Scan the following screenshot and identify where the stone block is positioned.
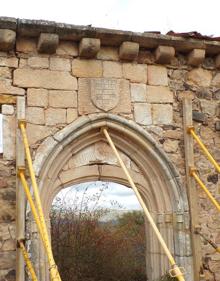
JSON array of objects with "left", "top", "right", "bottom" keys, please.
[
  {"left": 28, "top": 57, "right": 49, "bottom": 68},
  {"left": 2, "top": 105, "right": 14, "bottom": 115},
  {"left": 45, "top": 108, "right": 66, "bottom": 125},
  {"left": 119, "top": 41, "right": 139, "bottom": 61},
  {"left": 155, "top": 45, "right": 175, "bottom": 64},
  {"left": 192, "top": 111, "right": 206, "bottom": 123},
  {"left": 0, "top": 29, "right": 15, "bottom": 51},
  {"left": 56, "top": 41, "right": 78, "bottom": 56},
  {"left": 37, "top": 33, "right": 59, "bottom": 54},
  {"left": 14, "top": 69, "right": 77, "bottom": 90},
  {"left": 146, "top": 86, "right": 173, "bottom": 103},
  {"left": 26, "top": 107, "right": 45, "bottom": 125},
  {"left": 72, "top": 59, "right": 102, "bottom": 78},
  {"left": 200, "top": 100, "right": 216, "bottom": 116},
  {"left": 0, "top": 79, "right": 24, "bottom": 95},
  {"left": 187, "top": 49, "right": 205, "bottom": 66},
  {"left": 0, "top": 67, "right": 11, "bottom": 79},
  {"left": 163, "top": 139, "right": 179, "bottom": 153},
  {"left": 97, "top": 47, "right": 119, "bottom": 61},
  {"left": 215, "top": 54, "right": 220, "bottom": 69},
  {"left": 134, "top": 103, "right": 152, "bottom": 125},
  {"left": 0, "top": 57, "right": 18, "bottom": 68},
  {"left": 79, "top": 38, "right": 100, "bottom": 58},
  {"left": 3, "top": 115, "right": 15, "bottom": 160},
  {"left": 67, "top": 108, "right": 78, "bottom": 123},
  {"left": 187, "top": 68, "right": 212, "bottom": 87},
  {"left": 26, "top": 123, "right": 55, "bottom": 145},
  {"left": 48, "top": 90, "right": 77, "bottom": 108},
  {"left": 130, "top": 83, "right": 146, "bottom": 102},
  {"left": 27, "top": 88, "right": 48, "bottom": 107},
  {"left": 16, "top": 37, "right": 37, "bottom": 53},
  {"left": 122, "top": 63, "right": 147, "bottom": 83},
  {"left": 0, "top": 252, "right": 15, "bottom": 269},
  {"left": 152, "top": 104, "right": 173, "bottom": 124},
  {"left": 147, "top": 65, "right": 168, "bottom": 86},
  {"left": 212, "top": 73, "right": 220, "bottom": 87},
  {"left": 78, "top": 78, "right": 131, "bottom": 114},
  {"left": 103, "top": 61, "right": 122, "bottom": 78},
  {"left": 215, "top": 121, "right": 220, "bottom": 131},
  {"left": 50, "top": 57, "right": 71, "bottom": 71}
]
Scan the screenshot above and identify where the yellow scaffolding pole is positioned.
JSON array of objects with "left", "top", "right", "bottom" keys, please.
[
  {"left": 18, "top": 240, "right": 38, "bottom": 281},
  {"left": 102, "top": 127, "right": 185, "bottom": 281},
  {"left": 190, "top": 168, "right": 220, "bottom": 213},
  {"left": 19, "top": 120, "right": 61, "bottom": 281},
  {"left": 188, "top": 127, "right": 220, "bottom": 173}
]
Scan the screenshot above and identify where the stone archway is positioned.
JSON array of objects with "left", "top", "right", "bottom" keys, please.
[{"left": 27, "top": 113, "right": 193, "bottom": 281}]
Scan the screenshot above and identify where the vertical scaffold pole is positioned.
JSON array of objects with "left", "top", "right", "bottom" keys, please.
[
  {"left": 102, "top": 127, "right": 185, "bottom": 281},
  {"left": 183, "top": 97, "right": 203, "bottom": 281}
]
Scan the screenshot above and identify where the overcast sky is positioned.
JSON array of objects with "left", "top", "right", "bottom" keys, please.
[{"left": 1, "top": 0, "right": 220, "bottom": 36}]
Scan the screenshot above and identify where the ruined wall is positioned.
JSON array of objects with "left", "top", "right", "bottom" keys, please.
[{"left": 0, "top": 18, "right": 219, "bottom": 281}]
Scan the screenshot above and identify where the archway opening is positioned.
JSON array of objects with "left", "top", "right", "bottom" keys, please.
[{"left": 50, "top": 181, "right": 147, "bottom": 281}]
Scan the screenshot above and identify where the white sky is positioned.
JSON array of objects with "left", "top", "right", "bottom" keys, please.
[
  {"left": 55, "top": 182, "right": 142, "bottom": 210},
  {"left": 1, "top": 0, "right": 220, "bottom": 36}
]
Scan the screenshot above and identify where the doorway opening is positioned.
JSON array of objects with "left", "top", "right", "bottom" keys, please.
[{"left": 50, "top": 181, "right": 147, "bottom": 281}]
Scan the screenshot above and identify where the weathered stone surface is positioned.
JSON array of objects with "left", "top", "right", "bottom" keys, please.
[
  {"left": 45, "top": 108, "right": 66, "bottom": 125},
  {"left": 56, "top": 41, "right": 78, "bottom": 56},
  {"left": 152, "top": 104, "right": 173, "bottom": 124},
  {"left": 37, "top": 33, "right": 59, "bottom": 54},
  {"left": 122, "top": 63, "right": 147, "bottom": 83},
  {"left": 3, "top": 115, "right": 15, "bottom": 160},
  {"left": 26, "top": 107, "right": 45, "bottom": 125},
  {"left": 119, "top": 41, "right": 139, "bottom": 61},
  {"left": 50, "top": 57, "right": 71, "bottom": 71},
  {"left": 28, "top": 56, "right": 49, "bottom": 68},
  {"left": 0, "top": 29, "right": 15, "bottom": 51},
  {"left": 215, "top": 54, "right": 220, "bottom": 69},
  {"left": 27, "top": 88, "right": 48, "bottom": 107},
  {"left": 200, "top": 100, "right": 216, "bottom": 116},
  {"left": 14, "top": 69, "right": 77, "bottom": 90},
  {"left": 155, "top": 45, "right": 175, "bottom": 64},
  {"left": 0, "top": 79, "right": 24, "bottom": 95},
  {"left": 163, "top": 129, "right": 182, "bottom": 140},
  {"left": 97, "top": 47, "right": 119, "bottom": 61},
  {"left": 130, "top": 83, "right": 146, "bottom": 102},
  {"left": 146, "top": 86, "right": 173, "bottom": 103},
  {"left": 134, "top": 103, "right": 152, "bottom": 125},
  {"left": 16, "top": 37, "right": 37, "bottom": 53},
  {"left": 192, "top": 111, "right": 206, "bottom": 123},
  {"left": 49, "top": 90, "right": 77, "bottom": 108},
  {"left": 215, "top": 121, "right": 220, "bottom": 131},
  {"left": 163, "top": 139, "right": 179, "bottom": 153},
  {"left": 78, "top": 78, "right": 131, "bottom": 114},
  {"left": 0, "top": 57, "right": 18, "bottom": 68},
  {"left": 2, "top": 105, "right": 14, "bottom": 115},
  {"left": 67, "top": 108, "right": 78, "bottom": 124},
  {"left": 103, "top": 61, "right": 122, "bottom": 78},
  {"left": 0, "top": 67, "right": 11, "bottom": 78},
  {"left": 26, "top": 123, "right": 55, "bottom": 145},
  {"left": 187, "top": 49, "right": 205, "bottom": 66},
  {"left": 72, "top": 59, "right": 102, "bottom": 78},
  {"left": 79, "top": 38, "right": 100, "bottom": 58},
  {"left": 147, "top": 65, "right": 168, "bottom": 86},
  {"left": 186, "top": 68, "right": 212, "bottom": 87},
  {"left": 212, "top": 73, "right": 220, "bottom": 87},
  {"left": 0, "top": 252, "right": 15, "bottom": 269}
]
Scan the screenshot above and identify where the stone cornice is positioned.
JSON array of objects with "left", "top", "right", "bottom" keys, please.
[{"left": 1, "top": 17, "right": 220, "bottom": 55}]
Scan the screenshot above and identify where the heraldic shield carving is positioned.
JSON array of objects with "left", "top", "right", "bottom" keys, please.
[{"left": 90, "top": 78, "right": 120, "bottom": 112}]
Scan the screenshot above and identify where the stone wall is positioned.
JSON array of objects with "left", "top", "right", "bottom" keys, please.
[{"left": 0, "top": 18, "right": 219, "bottom": 281}]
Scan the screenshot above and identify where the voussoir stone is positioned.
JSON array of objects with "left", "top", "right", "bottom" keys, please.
[
  {"left": 186, "top": 68, "right": 212, "bottom": 87},
  {"left": 13, "top": 69, "right": 77, "bottom": 90}
]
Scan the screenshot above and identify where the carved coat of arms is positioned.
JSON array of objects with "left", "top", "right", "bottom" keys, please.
[{"left": 90, "top": 78, "right": 119, "bottom": 112}]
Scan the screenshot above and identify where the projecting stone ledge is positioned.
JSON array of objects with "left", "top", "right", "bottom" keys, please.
[
  {"left": 0, "top": 29, "right": 16, "bottom": 51},
  {"left": 37, "top": 33, "right": 59, "bottom": 54},
  {"left": 79, "top": 38, "right": 100, "bottom": 58}
]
